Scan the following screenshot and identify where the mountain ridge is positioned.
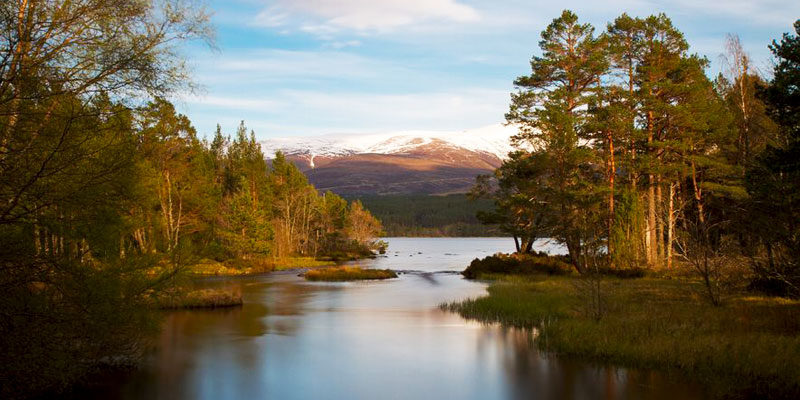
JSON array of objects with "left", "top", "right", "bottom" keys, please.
[{"left": 260, "top": 123, "right": 519, "bottom": 195}]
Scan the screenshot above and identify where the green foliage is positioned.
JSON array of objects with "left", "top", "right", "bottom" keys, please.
[
  {"left": 484, "top": 10, "right": 795, "bottom": 289},
  {"left": 745, "top": 20, "right": 800, "bottom": 297},
  {"left": 217, "top": 180, "right": 273, "bottom": 259},
  {"left": 462, "top": 253, "right": 573, "bottom": 279},
  {"left": 504, "top": 10, "right": 610, "bottom": 273},
  {"left": 0, "top": 0, "right": 211, "bottom": 393},
  {"left": 609, "top": 189, "right": 647, "bottom": 269},
  {"left": 472, "top": 153, "right": 549, "bottom": 251}
]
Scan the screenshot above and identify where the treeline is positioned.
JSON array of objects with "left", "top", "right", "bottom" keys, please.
[
  {"left": 357, "top": 194, "right": 500, "bottom": 237},
  {"left": 133, "top": 102, "right": 383, "bottom": 265},
  {"left": 476, "top": 11, "right": 799, "bottom": 301},
  {"left": 0, "top": 1, "right": 381, "bottom": 398}
]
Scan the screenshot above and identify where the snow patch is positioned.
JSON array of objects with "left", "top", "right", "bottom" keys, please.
[{"left": 260, "top": 123, "right": 520, "bottom": 160}]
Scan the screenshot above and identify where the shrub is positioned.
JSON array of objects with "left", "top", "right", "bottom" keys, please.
[
  {"left": 462, "top": 253, "right": 572, "bottom": 279},
  {"left": 463, "top": 253, "right": 648, "bottom": 279}
]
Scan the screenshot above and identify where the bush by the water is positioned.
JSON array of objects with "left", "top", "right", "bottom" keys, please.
[
  {"left": 462, "top": 253, "right": 573, "bottom": 278},
  {"left": 303, "top": 266, "right": 397, "bottom": 281}
]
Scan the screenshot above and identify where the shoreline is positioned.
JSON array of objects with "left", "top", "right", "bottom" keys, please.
[
  {"left": 184, "top": 254, "right": 379, "bottom": 277},
  {"left": 441, "top": 273, "right": 800, "bottom": 400}
]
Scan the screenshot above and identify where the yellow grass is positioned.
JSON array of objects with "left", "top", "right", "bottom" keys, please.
[{"left": 303, "top": 266, "right": 397, "bottom": 282}]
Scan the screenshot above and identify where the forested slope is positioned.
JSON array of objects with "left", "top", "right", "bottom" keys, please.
[{"left": 356, "top": 194, "right": 500, "bottom": 237}]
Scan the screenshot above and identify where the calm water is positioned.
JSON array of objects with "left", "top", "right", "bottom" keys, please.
[{"left": 89, "top": 238, "right": 708, "bottom": 400}]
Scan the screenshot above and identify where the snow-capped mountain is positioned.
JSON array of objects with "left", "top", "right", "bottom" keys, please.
[
  {"left": 261, "top": 123, "right": 518, "bottom": 165},
  {"left": 260, "top": 123, "right": 520, "bottom": 196}
]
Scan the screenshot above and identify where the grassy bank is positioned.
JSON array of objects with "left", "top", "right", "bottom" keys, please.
[
  {"left": 157, "top": 288, "right": 243, "bottom": 309},
  {"left": 272, "top": 257, "right": 333, "bottom": 271},
  {"left": 303, "top": 266, "right": 397, "bottom": 282},
  {"left": 442, "top": 275, "right": 800, "bottom": 399},
  {"left": 185, "top": 257, "right": 333, "bottom": 276}
]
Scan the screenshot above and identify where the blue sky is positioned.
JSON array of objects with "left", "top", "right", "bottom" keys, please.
[{"left": 177, "top": 0, "right": 800, "bottom": 140}]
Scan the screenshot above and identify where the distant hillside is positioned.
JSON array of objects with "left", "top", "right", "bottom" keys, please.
[
  {"left": 353, "top": 194, "right": 501, "bottom": 237},
  {"left": 262, "top": 124, "right": 518, "bottom": 196}
]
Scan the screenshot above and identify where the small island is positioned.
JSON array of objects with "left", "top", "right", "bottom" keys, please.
[{"left": 303, "top": 266, "right": 397, "bottom": 282}]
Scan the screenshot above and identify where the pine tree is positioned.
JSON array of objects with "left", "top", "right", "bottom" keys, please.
[
  {"left": 471, "top": 151, "right": 550, "bottom": 254},
  {"left": 506, "top": 10, "right": 608, "bottom": 273},
  {"left": 604, "top": 14, "right": 647, "bottom": 267},
  {"left": 746, "top": 20, "right": 800, "bottom": 296}
]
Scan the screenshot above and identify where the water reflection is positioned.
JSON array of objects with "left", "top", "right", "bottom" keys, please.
[
  {"left": 481, "top": 327, "right": 705, "bottom": 400},
  {"left": 87, "top": 238, "right": 708, "bottom": 400}
]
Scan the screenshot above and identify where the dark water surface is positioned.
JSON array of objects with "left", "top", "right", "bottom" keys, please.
[{"left": 90, "top": 238, "right": 708, "bottom": 400}]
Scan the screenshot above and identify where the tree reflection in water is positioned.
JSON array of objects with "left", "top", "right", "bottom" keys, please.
[{"left": 83, "top": 238, "right": 709, "bottom": 400}]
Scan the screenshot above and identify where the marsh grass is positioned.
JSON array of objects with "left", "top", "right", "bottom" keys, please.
[
  {"left": 303, "top": 266, "right": 397, "bottom": 282},
  {"left": 272, "top": 257, "right": 332, "bottom": 271},
  {"left": 157, "top": 288, "right": 243, "bottom": 309},
  {"left": 441, "top": 275, "right": 800, "bottom": 399},
  {"left": 186, "top": 257, "right": 333, "bottom": 276}
]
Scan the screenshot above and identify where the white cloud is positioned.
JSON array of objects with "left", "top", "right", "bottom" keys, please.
[
  {"left": 181, "top": 88, "right": 511, "bottom": 137},
  {"left": 183, "top": 95, "right": 280, "bottom": 111},
  {"left": 191, "top": 48, "right": 480, "bottom": 90},
  {"left": 669, "top": 0, "right": 798, "bottom": 27},
  {"left": 329, "top": 40, "right": 362, "bottom": 49},
  {"left": 277, "top": 89, "right": 506, "bottom": 123},
  {"left": 194, "top": 49, "right": 404, "bottom": 84},
  {"left": 253, "top": 0, "right": 480, "bottom": 34}
]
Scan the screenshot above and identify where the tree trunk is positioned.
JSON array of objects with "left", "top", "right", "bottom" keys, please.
[
  {"left": 691, "top": 161, "right": 705, "bottom": 224},
  {"left": 607, "top": 129, "right": 616, "bottom": 265},
  {"left": 667, "top": 183, "right": 675, "bottom": 269},
  {"left": 646, "top": 110, "right": 656, "bottom": 266},
  {"left": 34, "top": 222, "right": 41, "bottom": 256},
  {"left": 647, "top": 175, "right": 656, "bottom": 265},
  {"left": 566, "top": 235, "right": 586, "bottom": 274},
  {"left": 656, "top": 177, "right": 663, "bottom": 264},
  {"left": 524, "top": 238, "right": 534, "bottom": 254}
]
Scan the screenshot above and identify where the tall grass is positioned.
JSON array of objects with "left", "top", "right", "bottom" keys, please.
[
  {"left": 303, "top": 266, "right": 397, "bottom": 282},
  {"left": 442, "top": 276, "right": 800, "bottom": 399},
  {"left": 157, "top": 288, "right": 243, "bottom": 309},
  {"left": 185, "top": 257, "right": 334, "bottom": 275},
  {"left": 272, "top": 257, "right": 332, "bottom": 271}
]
